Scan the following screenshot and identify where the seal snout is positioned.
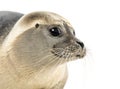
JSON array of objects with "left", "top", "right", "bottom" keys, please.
[{"left": 74, "top": 39, "right": 86, "bottom": 58}]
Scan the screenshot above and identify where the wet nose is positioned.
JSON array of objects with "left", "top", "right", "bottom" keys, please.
[{"left": 76, "top": 41, "right": 84, "bottom": 49}]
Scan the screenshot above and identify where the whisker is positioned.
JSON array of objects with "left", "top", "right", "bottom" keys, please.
[
  {"left": 57, "top": 51, "right": 65, "bottom": 65},
  {"left": 42, "top": 55, "right": 59, "bottom": 69}
]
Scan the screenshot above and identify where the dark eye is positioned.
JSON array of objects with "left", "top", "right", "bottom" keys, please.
[{"left": 49, "top": 27, "right": 62, "bottom": 37}]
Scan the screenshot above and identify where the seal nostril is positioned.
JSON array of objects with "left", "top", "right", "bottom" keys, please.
[{"left": 76, "top": 41, "right": 84, "bottom": 48}]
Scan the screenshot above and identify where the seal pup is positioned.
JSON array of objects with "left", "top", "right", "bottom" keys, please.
[{"left": 0, "top": 11, "right": 86, "bottom": 89}]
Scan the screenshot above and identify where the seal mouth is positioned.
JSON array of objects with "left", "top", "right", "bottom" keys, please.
[
  {"left": 51, "top": 46, "right": 86, "bottom": 61},
  {"left": 76, "top": 54, "right": 85, "bottom": 58}
]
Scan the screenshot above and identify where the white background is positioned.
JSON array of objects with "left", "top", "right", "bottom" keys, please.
[{"left": 0, "top": 0, "right": 120, "bottom": 89}]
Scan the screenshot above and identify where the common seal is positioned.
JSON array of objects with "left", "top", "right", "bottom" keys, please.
[{"left": 0, "top": 11, "right": 86, "bottom": 89}]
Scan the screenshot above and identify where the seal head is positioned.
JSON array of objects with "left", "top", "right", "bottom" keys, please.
[
  {"left": 2, "top": 12, "right": 86, "bottom": 67},
  {"left": 0, "top": 11, "right": 86, "bottom": 89}
]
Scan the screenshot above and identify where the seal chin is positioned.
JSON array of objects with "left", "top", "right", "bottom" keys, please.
[{"left": 76, "top": 48, "right": 86, "bottom": 58}]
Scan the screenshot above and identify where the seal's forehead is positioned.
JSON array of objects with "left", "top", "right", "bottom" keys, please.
[{"left": 23, "top": 12, "right": 71, "bottom": 26}]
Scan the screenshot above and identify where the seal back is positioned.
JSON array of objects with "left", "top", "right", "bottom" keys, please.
[{"left": 0, "top": 11, "right": 23, "bottom": 44}]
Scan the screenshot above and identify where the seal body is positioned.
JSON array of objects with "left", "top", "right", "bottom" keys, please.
[{"left": 0, "top": 11, "right": 86, "bottom": 89}]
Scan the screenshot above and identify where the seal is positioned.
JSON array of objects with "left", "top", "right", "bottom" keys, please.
[{"left": 0, "top": 11, "right": 86, "bottom": 89}]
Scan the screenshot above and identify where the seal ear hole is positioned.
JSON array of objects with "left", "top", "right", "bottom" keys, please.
[{"left": 35, "top": 23, "right": 40, "bottom": 28}]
